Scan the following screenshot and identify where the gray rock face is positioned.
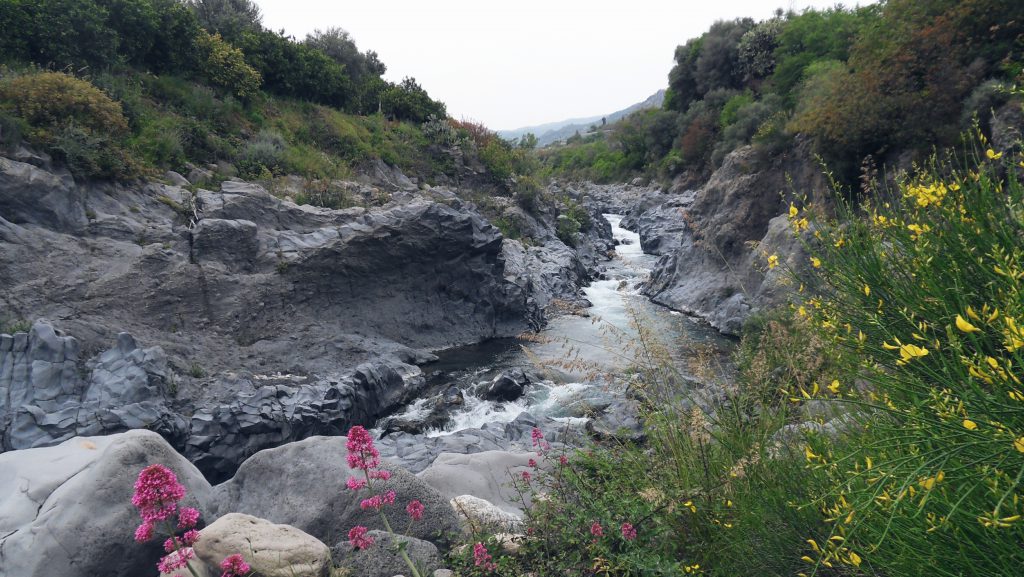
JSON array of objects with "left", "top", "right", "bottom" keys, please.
[
  {"left": 640, "top": 142, "right": 826, "bottom": 334},
  {"left": 191, "top": 218, "right": 259, "bottom": 271},
  {"left": 0, "top": 430, "right": 212, "bottom": 577},
  {"left": 0, "top": 157, "right": 83, "bottom": 232},
  {"left": 210, "top": 436, "right": 461, "bottom": 549},
  {"left": 332, "top": 530, "right": 442, "bottom": 577},
  {"left": 1, "top": 321, "right": 183, "bottom": 451}
]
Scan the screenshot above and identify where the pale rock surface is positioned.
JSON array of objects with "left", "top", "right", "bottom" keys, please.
[{"left": 195, "top": 513, "right": 331, "bottom": 577}]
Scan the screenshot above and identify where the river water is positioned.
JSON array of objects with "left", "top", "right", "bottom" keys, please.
[{"left": 383, "top": 214, "right": 732, "bottom": 436}]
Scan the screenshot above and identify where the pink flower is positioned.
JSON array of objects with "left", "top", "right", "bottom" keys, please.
[
  {"left": 383, "top": 490, "right": 396, "bottom": 505},
  {"left": 348, "top": 525, "right": 374, "bottom": 549},
  {"left": 346, "top": 426, "right": 381, "bottom": 471},
  {"left": 134, "top": 522, "right": 154, "bottom": 543},
  {"left": 220, "top": 553, "right": 251, "bottom": 577},
  {"left": 369, "top": 469, "right": 391, "bottom": 481},
  {"left": 346, "top": 476, "right": 368, "bottom": 491},
  {"left": 559, "top": 455, "right": 569, "bottom": 466},
  {"left": 590, "top": 522, "right": 604, "bottom": 537},
  {"left": 156, "top": 547, "right": 195, "bottom": 573},
  {"left": 620, "top": 522, "right": 637, "bottom": 541},
  {"left": 182, "top": 529, "right": 200, "bottom": 547},
  {"left": 531, "top": 427, "right": 550, "bottom": 452},
  {"left": 521, "top": 471, "right": 532, "bottom": 482},
  {"left": 360, "top": 495, "right": 383, "bottom": 510},
  {"left": 132, "top": 464, "right": 186, "bottom": 523},
  {"left": 528, "top": 458, "right": 537, "bottom": 468},
  {"left": 473, "top": 542, "right": 497, "bottom": 571},
  {"left": 406, "top": 499, "right": 425, "bottom": 521},
  {"left": 177, "top": 507, "right": 200, "bottom": 529}
]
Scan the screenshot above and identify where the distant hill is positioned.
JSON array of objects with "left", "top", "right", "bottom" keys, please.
[{"left": 499, "top": 89, "right": 666, "bottom": 147}]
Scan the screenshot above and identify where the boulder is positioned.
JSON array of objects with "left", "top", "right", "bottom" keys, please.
[
  {"left": 585, "top": 398, "right": 646, "bottom": 443},
  {"left": 479, "top": 369, "right": 533, "bottom": 402},
  {"left": 194, "top": 513, "right": 331, "bottom": 577},
  {"left": 417, "top": 450, "right": 535, "bottom": 514},
  {"left": 332, "top": 530, "right": 441, "bottom": 577},
  {"left": 210, "top": 436, "right": 460, "bottom": 549},
  {"left": 0, "top": 430, "right": 212, "bottom": 577},
  {"left": 450, "top": 495, "right": 523, "bottom": 533}
]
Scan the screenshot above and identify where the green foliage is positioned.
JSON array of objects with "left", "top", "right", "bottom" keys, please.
[
  {"left": 380, "top": 77, "right": 446, "bottom": 123},
  {"left": 195, "top": 30, "right": 262, "bottom": 100},
  {"left": 792, "top": 142, "right": 1024, "bottom": 576},
  {"left": 737, "top": 15, "right": 783, "bottom": 83},
  {"left": 187, "top": 0, "right": 262, "bottom": 42},
  {"left": 0, "top": 71, "right": 134, "bottom": 179}
]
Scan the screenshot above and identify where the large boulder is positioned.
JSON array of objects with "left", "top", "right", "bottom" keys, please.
[
  {"left": 0, "top": 430, "right": 212, "bottom": 577},
  {"left": 450, "top": 495, "right": 524, "bottom": 533},
  {"left": 194, "top": 513, "right": 332, "bottom": 577},
  {"left": 332, "top": 530, "right": 441, "bottom": 577},
  {"left": 210, "top": 436, "right": 460, "bottom": 549},
  {"left": 417, "top": 450, "right": 535, "bottom": 514}
]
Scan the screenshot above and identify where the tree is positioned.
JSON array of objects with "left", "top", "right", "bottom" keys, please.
[
  {"left": 304, "top": 27, "right": 386, "bottom": 82},
  {"left": 381, "top": 77, "right": 446, "bottom": 123},
  {"left": 187, "top": 0, "right": 261, "bottom": 42}
]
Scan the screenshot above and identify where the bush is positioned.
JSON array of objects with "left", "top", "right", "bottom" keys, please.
[
  {"left": 0, "top": 71, "right": 129, "bottom": 136},
  {"left": 793, "top": 140, "right": 1024, "bottom": 576},
  {"left": 0, "top": 71, "right": 134, "bottom": 179},
  {"left": 235, "top": 129, "right": 285, "bottom": 177},
  {"left": 195, "top": 30, "right": 261, "bottom": 100}
]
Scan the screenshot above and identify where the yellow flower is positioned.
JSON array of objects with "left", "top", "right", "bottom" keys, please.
[
  {"left": 863, "top": 284, "right": 871, "bottom": 297},
  {"left": 810, "top": 256, "right": 821, "bottom": 268},
  {"left": 986, "top": 148, "right": 1003, "bottom": 160},
  {"left": 956, "top": 315, "right": 981, "bottom": 333},
  {"left": 849, "top": 552, "right": 862, "bottom": 567},
  {"left": 828, "top": 380, "right": 841, "bottom": 394},
  {"left": 897, "top": 343, "right": 929, "bottom": 365},
  {"left": 805, "top": 446, "right": 820, "bottom": 462},
  {"left": 1015, "top": 437, "right": 1024, "bottom": 453},
  {"left": 789, "top": 203, "right": 799, "bottom": 218},
  {"left": 767, "top": 254, "right": 779, "bottom": 269},
  {"left": 962, "top": 419, "right": 978, "bottom": 431}
]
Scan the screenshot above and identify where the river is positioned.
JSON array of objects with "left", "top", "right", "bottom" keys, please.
[{"left": 380, "top": 214, "right": 733, "bottom": 436}]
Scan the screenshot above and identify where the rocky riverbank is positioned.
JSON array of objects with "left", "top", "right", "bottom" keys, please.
[{"left": 0, "top": 152, "right": 612, "bottom": 481}]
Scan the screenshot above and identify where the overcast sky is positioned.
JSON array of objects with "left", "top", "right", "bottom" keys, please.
[{"left": 256, "top": 0, "right": 867, "bottom": 131}]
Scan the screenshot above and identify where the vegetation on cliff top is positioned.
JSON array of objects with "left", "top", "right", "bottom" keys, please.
[
  {"left": 0, "top": 0, "right": 535, "bottom": 200},
  {"left": 538, "top": 0, "right": 1024, "bottom": 186}
]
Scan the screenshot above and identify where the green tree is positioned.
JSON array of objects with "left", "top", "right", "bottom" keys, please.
[{"left": 380, "top": 77, "right": 446, "bottom": 123}]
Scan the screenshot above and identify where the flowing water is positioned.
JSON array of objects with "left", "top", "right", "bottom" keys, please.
[{"left": 384, "top": 214, "right": 733, "bottom": 436}]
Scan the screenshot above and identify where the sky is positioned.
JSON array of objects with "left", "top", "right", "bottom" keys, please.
[{"left": 255, "top": 0, "right": 865, "bottom": 131}]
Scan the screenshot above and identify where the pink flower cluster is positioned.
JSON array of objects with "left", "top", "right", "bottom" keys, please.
[
  {"left": 132, "top": 464, "right": 188, "bottom": 535},
  {"left": 220, "top": 553, "right": 251, "bottom": 577},
  {"left": 406, "top": 500, "right": 425, "bottom": 521},
  {"left": 157, "top": 547, "right": 196, "bottom": 574},
  {"left": 346, "top": 425, "right": 381, "bottom": 471},
  {"left": 131, "top": 465, "right": 203, "bottom": 574},
  {"left": 348, "top": 525, "right": 374, "bottom": 549},
  {"left": 473, "top": 542, "right": 497, "bottom": 572},
  {"left": 590, "top": 522, "right": 604, "bottom": 537},
  {"left": 620, "top": 522, "right": 637, "bottom": 541},
  {"left": 531, "top": 427, "right": 550, "bottom": 453},
  {"left": 360, "top": 490, "right": 397, "bottom": 510}
]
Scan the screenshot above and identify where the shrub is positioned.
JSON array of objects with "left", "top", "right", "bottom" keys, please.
[
  {"left": 0, "top": 71, "right": 134, "bottom": 179},
  {"left": 235, "top": 129, "right": 285, "bottom": 177},
  {"left": 0, "top": 71, "right": 128, "bottom": 136},
  {"left": 195, "top": 30, "right": 261, "bottom": 100}
]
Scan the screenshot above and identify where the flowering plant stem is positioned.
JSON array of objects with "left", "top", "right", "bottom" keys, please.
[{"left": 360, "top": 456, "right": 422, "bottom": 577}]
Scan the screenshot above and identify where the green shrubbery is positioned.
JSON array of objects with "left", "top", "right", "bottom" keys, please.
[
  {"left": 0, "top": 70, "right": 135, "bottom": 178},
  {"left": 543, "top": 1, "right": 1024, "bottom": 187}
]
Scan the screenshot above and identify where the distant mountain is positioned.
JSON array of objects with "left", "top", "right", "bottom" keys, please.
[{"left": 498, "top": 89, "right": 666, "bottom": 147}]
